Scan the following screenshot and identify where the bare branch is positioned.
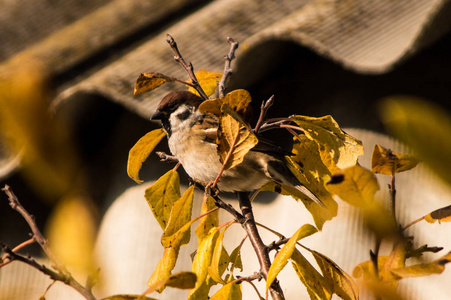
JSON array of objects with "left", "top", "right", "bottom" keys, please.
[
  {"left": 237, "top": 192, "right": 285, "bottom": 300},
  {"left": 155, "top": 151, "right": 179, "bottom": 163},
  {"left": 253, "top": 95, "right": 275, "bottom": 134},
  {"left": 166, "top": 34, "right": 208, "bottom": 100},
  {"left": 218, "top": 37, "right": 239, "bottom": 98},
  {"left": 1, "top": 185, "right": 97, "bottom": 300}
]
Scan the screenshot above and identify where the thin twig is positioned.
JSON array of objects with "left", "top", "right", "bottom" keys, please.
[
  {"left": 237, "top": 192, "right": 285, "bottom": 300},
  {"left": 402, "top": 216, "right": 425, "bottom": 231},
  {"left": 389, "top": 171, "right": 397, "bottom": 224},
  {"left": 218, "top": 37, "right": 239, "bottom": 98},
  {"left": 2, "top": 185, "right": 61, "bottom": 269},
  {"left": 234, "top": 272, "right": 264, "bottom": 284},
  {"left": 1, "top": 185, "right": 97, "bottom": 300},
  {"left": 166, "top": 34, "right": 208, "bottom": 100},
  {"left": 155, "top": 151, "right": 179, "bottom": 163},
  {"left": 253, "top": 95, "right": 275, "bottom": 134}
]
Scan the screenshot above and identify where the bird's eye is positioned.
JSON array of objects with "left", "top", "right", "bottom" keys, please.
[{"left": 176, "top": 109, "right": 191, "bottom": 120}]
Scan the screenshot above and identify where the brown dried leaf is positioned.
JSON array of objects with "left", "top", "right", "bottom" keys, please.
[
  {"left": 217, "top": 104, "right": 258, "bottom": 170},
  {"left": 134, "top": 72, "right": 178, "bottom": 96},
  {"left": 424, "top": 204, "right": 451, "bottom": 224},
  {"left": 371, "top": 144, "right": 420, "bottom": 175}
]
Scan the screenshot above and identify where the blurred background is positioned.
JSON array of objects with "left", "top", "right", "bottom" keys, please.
[{"left": 1, "top": 0, "right": 451, "bottom": 299}]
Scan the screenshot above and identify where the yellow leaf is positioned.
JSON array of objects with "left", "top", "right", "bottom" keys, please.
[
  {"left": 291, "top": 115, "right": 363, "bottom": 169},
  {"left": 188, "top": 228, "right": 219, "bottom": 300},
  {"left": 310, "top": 249, "right": 359, "bottom": 300},
  {"left": 198, "top": 98, "right": 223, "bottom": 117},
  {"left": 144, "top": 170, "right": 181, "bottom": 230},
  {"left": 146, "top": 247, "right": 178, "bottom": 290},
  {"left": 134, "top": 72, "right": 178, "bottom": 96},
  {"left": 377, "top": 241, "right": 407, "bottom": 292},
  {"left": 353, "top": 257, "right": 388, "bottom": 281},
  {"left": 424, "top": 204, "right": 451, "bottom": 224},
  {"left": 195, "top": 195, "right": 219, "bottom": 244},
  {"left": 101, "top": 294, "right": 157, "bottom": 300},
  {"left": 217, "top": 103, "right": 258, "bottom": 170},
  {"left": 209, "top": 279, "right": 242, "bottom": 300},
  {"left": 371, "top": 144, "right": 420, "bottom": 175},
  {"left": 161, "top": 186, "right": 194, "bottom": 248},
  {"left": 46, "top": 194, "right": 97, "bottom": 273},
  {"left": 391, "top": 251, "right": 451, "bottom": 278},
  {"left": 380, "top": 97, "right": 451, "bottom": 186},
  {"left": 260, "top": 182, "right": 337, "bottom": 231},
  {"left": 127, "top": 128, "right": 166, "bottom": 183},
  {"left": 0, "top": 65, "right": 80, "bottom": 200},
  {"left": 209, "top": 225, "right": 231, "bottom": 284},
  {"left": 222, "top": 89, "right": 253, "bottom": 121},
  {"left": 291, "top": 249, "right": 332, "bottom": 300},
  {"left": 266, "top": 224, "right": 317, "bottom": 290},
  {"left": 289, "top": 136, "right": 339, "bottom": 229},
  {"left": 327, "top": 165, "right": 380, "bottom": 207},
  {"left": 229, "top": 243, "right": 243, "bottom": 274},
  {"left": 188, "top": 69, "right": 222, "bottom": 97},
  {"left": 145, "top": 271, "right": 197, "bottom": 295}
]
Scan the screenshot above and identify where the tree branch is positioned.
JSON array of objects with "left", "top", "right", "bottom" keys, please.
[
  {"left": 166, "top": 34, "right": 208, "bottom": 100},
  {"left": 237, "top": 192, "right": 285, "bottom": 300},
  {"left": 1, "top": 185, "right": 97, "bottom": 300},
  {"left": 253, "top": 95, "right": 275, "bottom": 134},
  {"left": 218, "top": 37, "right": 239, "bottom": 98}
]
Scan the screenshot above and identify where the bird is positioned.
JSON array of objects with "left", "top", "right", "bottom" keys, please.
[{"left": 151, "top": 90, "right": 324, "bottom": 206}]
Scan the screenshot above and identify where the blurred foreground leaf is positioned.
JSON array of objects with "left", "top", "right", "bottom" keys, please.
[
  {"left": 380, "top": 97, "right": 451, "bottom": 185},
  {"left": 46, "top": 193, "right": 97, "bottom": 273}
]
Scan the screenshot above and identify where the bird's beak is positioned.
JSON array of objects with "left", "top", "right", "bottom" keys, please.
[{"left": 151, "top": 110, "right": 164, "bottom": 120}]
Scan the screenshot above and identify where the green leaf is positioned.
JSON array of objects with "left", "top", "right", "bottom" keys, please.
[
  {"left": 209, "top": 279, "right": 242, "bottom": 300},
  {"left": 371, "top": 144, "right": 420, "bottom": 175},
  {"left": 144, "top": 170, "right": 181, "bottom": 230},
  {"left": 266, "top": 224, "right": 318, "bottom": 290},
  {"left": 380, "top": 97, "right": 451, "bottom": 186},
  {"left": 127, "top": 128, "right": 166, "bottom": 183},
  {"left": 309, "top": 249, "right": 359, "bottom": 300},
  {"left": 291, "top": 249, "right": 331, "bottom": 300},
  {"left": 209, "top": 225, "right": 232, "bottom": 284},
  {"left": 291, "top": 115, "right": 363, "bottom": 169},
  {"left": 161, "top": 186, "right": 194, "bottom": 248}
]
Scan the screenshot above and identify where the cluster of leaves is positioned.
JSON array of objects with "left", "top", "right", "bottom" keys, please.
[{"left": 127, "top": 67, "right": 366, "bottom": 299}]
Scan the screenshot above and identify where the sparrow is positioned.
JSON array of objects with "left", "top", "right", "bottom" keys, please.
[{"left": 151, "top": 90, "right": 324, "bottom": 206}]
